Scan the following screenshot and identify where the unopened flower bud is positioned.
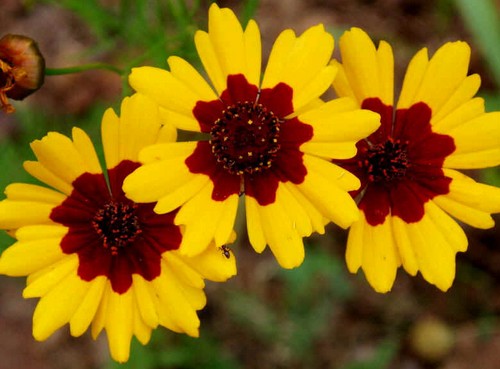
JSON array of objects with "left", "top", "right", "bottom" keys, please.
[{"left": 0, "top": 34, "right": 45, "bottom": 113}]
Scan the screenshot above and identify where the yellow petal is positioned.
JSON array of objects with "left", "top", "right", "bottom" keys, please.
[
  {"left": 123, "top": 156, "right": 196, "bottom": 206},
  {"left": 345, "top": 217, "right": 364, "bottom": 273},
  {"left": 256, "top": 199, "right": 306, "bottom": 269},
  {"left": 432, "top": 74, "right": 481, "bottom": 125},
  {"left": 24, "top": 255, "right": 78, "bottom": 297},
  {"left": 399, "top": 42, "right": 471, "bottom": 113},
  {"left": 23, "top": 161, "right": 73, "bottom": 195},
  {"left": 176, "top": 184, "right": 237, "bottom": 255},
  {"left": 32, "top": 271, "right": 89, "bottom": 341},
  {"left": 276, "top": 182, "right": 313, "bottom": 237},
  {"left": 162, "top": 252, "right": 205, "bottom": 289},
  {"left": 301, "top": 141, "right": 357, "bottom": 160},
  {"left": 404, "top": 213, "right": 457, "bottom": 291},
  {"left": 91, "top": 280, "right": 111, "bottom": 339},
  {"left": 194, "top": 30, "right": 225, "bottom": 95},
  {"left": 297, "top": 155, "right": 360, "bottom": 228},
  {"left": 128, "top": 66, "right": 204, "bottom": 132},
  {"left": 392, "top": 216, "right": 418, "bottom": 276},
  {"left": 103, "top": 93, "right": 169, "bottom": 168},
  {"left": 424, "top": 200, "right": 468, "bottom": 252},
  {"left": 105, "top": 287, "right": 134, "bottom": 363},
  {"left": 243, "top": 19, "right": 262, "bottom": 87},
  {"left": 0, "top": 200, "right": 54, "bottom": 230},
  {"left": 445, "top": 149, "right": 500, "bottom": 169},
  {"left": 432, "top": 97, "right": 484, "bottom": 134},
  {"left": 101, "top": 107, "right": 121, "bottom": 171},
  {"left": 330, "top": 59, "right": 357, "bottom": 102},
  {"left": 245, "top": 195, "right": 267, "bottom": 253},
  {"left": 376, "top": 40, "right": 395, "bottom": 106},
  {"left": 70, "top": 276, "right": 107, "bottom": 337},
  {"left": 15, "top": 224, "right": 67, "bottom": 242},
  {"left": 432, "top": 168, "right": 500, "bottom": 228},
  {"left": 446, "top": 112, "right": 500, "bottom": 162},
  {"left": 299, "top": 98, "right": 381, "bottom": 143},
  {"left": 197, "top": 4, "right": 260, "bottom": 93},
  {"left": 30, "top": 131, "right": 95, "bottom": 184},
  {"left": 132, "top": 274, "right": 160, "bottom": 329},
  {"left": 0, "top": 236, "right": 65, "bottom": 276},
  {"left": 178, "top": 244, "right": 237, "bottom": 282},
  {"left": 132, "top": 302, "right": 152, "bottom": 345},
  {"left": 72, "top": 127, "right": 102, "bottom": 174},
  {"left": 168, "top": 55, "right": 219, "bottom": 103},
  {"left": 335, "top": 27, "right": 388, "bottom": 104},
  {"left": 282, "top": 182, "right": 326, "bottom": 235},
  {"left": 4, "top": 183, "right": 65, "bottom": 204},
  {"left": 154, "top": 173, "right": 210, "bottom": 215},
  {"left": 397, "top": 48, "right": 429, "bottom": 109},
  {"left": 153, "top": 263, "right": 200, "bottom": 337},
  {"left": 360, "top": 215, "right": 400, "bottom": 293},
  {"left": 166, "top": 269, "right": 206, "bottom": 310},
  {"left": 262, "top": 24, "right": 335, "bottom": 111}
]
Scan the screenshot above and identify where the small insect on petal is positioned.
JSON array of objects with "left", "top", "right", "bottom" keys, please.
[{"left": 219, "top": 245, "right": 231, "bottom": 259}]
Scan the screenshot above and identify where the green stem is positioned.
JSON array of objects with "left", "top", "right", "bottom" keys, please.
[{"left": 45, "top": 63, "right": 124, "bottom": 76}]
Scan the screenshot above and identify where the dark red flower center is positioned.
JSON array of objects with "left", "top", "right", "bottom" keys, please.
[
  {"left": 210, "top": 101, "right": 281, "bottom": 175},
  {"left": 334, "top": 98, "right": 455, "bottom": 226},
  {"left": 186, "top": 74, "right": 313, "bottom": 206},
  {"left": 91, "top": 201, "right": 142, "bottom": 255},
  {"left": 365, "top": 138, "right": 410, "bottom": 182},
  {"left": 50, "top": 160, "right": 182, "bottom": 294}
]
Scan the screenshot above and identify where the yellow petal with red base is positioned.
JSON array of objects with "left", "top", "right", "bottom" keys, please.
[
  {"left": 398, "top": 42, "right": 470, "bottom": 113},
  {"left": 129, "top": 66, "right": 213, "bottom": 132},
  {"left": 333, "top": 27, "right": 394, "bottom": 105},
  {"left": 195, "top": 4, "right": 261, "bottom": 94}
]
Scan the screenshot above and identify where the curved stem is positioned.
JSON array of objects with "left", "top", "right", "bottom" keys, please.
[{"left": 45, "top": 63, "right": 124, "bottom": 76}]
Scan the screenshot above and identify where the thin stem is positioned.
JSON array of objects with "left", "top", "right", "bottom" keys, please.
[{"left": 45, "top": 63, "right": 124, "bottom": 76}]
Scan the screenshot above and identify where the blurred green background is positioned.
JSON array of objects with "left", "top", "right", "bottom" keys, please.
[{"left": 0, "top": 0, "right": 499, "bottom": 368}]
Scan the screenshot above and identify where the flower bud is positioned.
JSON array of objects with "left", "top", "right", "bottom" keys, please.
[{"left": 0, "top": 34, "right": 45, "bottom": 113}]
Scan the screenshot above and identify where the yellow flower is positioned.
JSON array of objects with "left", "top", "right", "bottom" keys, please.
[
  {"left": 331, "top": 27, "right": 500, "bottom": 292},
  {"left": 123, "top": 4, "right": 380, "bottom": 268},
  {"left": 0, "top": 94, "right": 236, "bottom": 362}
]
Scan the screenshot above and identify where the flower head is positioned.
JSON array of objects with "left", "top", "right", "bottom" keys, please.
[
  {"left": 0, "top": 34, "right": 45, "bottom": 113},
  {"left": 331, "top": 28, "right": 500, "bottom": 292},
  {"left": 0, "top": 94, "right": 236, "bottom": 362},
  {"left": 123, "top": 4, "right": 380, "bottom": 268}
]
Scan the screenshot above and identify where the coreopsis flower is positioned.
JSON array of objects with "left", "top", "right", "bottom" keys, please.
[
  {"left": 0, "top": 34, "right": 45, "bottom": 113},
  {"left": 331, "top": 27, "right": 500, "bottom": 292},
  {"left": 123, "top": 4, "right": 380, "bottom": 268},
  {"left": 0, "top": 94, "right": 236, "bottom": 362}
]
